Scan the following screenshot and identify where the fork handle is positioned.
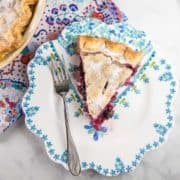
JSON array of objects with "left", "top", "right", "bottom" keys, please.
[{"left": 62, "top": 94, "right": 81, "bottom": 176}]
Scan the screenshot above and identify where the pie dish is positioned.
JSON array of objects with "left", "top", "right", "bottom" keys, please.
[
  {"left": 77, "top": 35, "right": 144, "bottom": 130},
  {"left": 0, "top": 0, "right": 38, "bottom": 64}
]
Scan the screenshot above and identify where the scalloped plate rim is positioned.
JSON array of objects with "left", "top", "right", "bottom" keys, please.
[{"left": 22, "top": 20, "right": 177, "bottom": 176}]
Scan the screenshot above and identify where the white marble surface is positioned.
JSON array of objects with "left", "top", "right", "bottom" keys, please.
[{"left": 0, "top": 0, "right": 180, "bottom": 179}]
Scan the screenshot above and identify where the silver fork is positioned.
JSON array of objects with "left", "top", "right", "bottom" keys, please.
[{"left": 49, "top": 59, "right": 81, "bottom": 176}]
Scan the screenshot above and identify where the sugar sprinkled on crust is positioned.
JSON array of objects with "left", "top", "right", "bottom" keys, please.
[{"left": 78, "top": 35, "right": 144, "bottom": 118}]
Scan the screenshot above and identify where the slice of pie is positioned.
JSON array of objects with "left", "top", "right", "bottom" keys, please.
[
  {"left": 76, "top": 35, "right": 144, "bottom": 130},
  {"left": 0, "top": 0, "right": 38, "bottom": 61}
]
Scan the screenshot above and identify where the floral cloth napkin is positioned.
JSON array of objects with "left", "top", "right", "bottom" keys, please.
[{"left": 0, "top": 0, "right": 127, "bottom": 133}]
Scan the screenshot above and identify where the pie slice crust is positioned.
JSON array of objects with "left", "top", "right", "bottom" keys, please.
[{"left": 76, "top": 35, "right": 144, "bottom": 130}]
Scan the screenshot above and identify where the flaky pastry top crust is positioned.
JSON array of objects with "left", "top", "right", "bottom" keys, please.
[
  {"left": 78, "top": 35, "right": 144, "bottom": 67},
  {"left": 78, "top": 35, "right": 144, "bottom": 118}
]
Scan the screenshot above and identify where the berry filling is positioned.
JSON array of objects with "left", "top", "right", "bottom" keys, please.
[
  {"left": 73, "top": 62, "right": 86, "bottom": 100},
  {"left": 124, "top": 64, "right": 139, "bottom": 86},
  {"left": 73, "top": 62, "right": 139, "bottom": 130}
]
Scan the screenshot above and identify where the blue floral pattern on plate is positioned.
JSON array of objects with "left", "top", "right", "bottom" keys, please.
[{"left": 22, "top": 19, "right": 177, "bottom": 176}]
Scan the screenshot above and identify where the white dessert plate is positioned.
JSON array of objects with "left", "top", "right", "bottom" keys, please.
[{"left": 22, "top": 19, "right": 177, "bottom": 176}]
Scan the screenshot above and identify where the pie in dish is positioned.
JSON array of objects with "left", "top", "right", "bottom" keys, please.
[
  {"left": 0, "top": 0, "right": 38, "bottom": 61},
  {"left": 75, "top": 35, "right": 144, "bottom": 130}
]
